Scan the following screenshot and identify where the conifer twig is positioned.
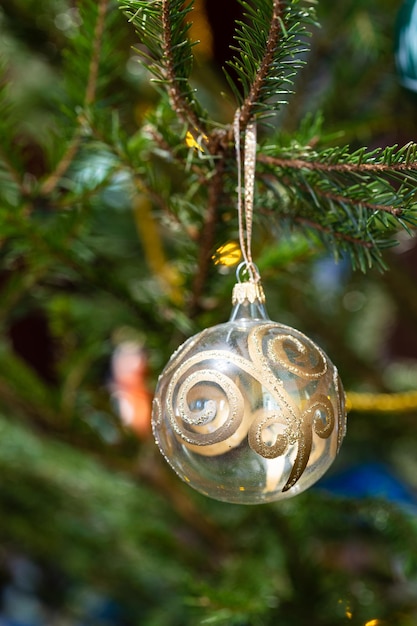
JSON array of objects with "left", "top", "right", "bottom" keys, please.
[
  {"left": 258, "top": 200, "right": 379, "bottom": 251},
  {"left": 40, "top": 136, "right": 82, "bottom": 196},
  {"left": 308, "top": 189, "right": 402, "bottom": 216},
  {"left": 161, "top": 0, "right": 205, "bottom": 134},
  {"left": 258, "top": 152, "right": 417, "bottom": 174},
  {"left": 263, "top": 173, "right": 404, "bottom": 217},
  {"left": 40, "top": 0, "right": 109, "bottom": 196},
  {"left": 294, "top": 216, "right": 374, "bottom": 249},
  {"left": 85, "top": 0, "right": 109, "bottom": 107},
  {"left": 239, "top": 0, "right": 283, "bottom": 129},
  {"left": 189, "top": 156, "right": 225, "bottom": 316}
]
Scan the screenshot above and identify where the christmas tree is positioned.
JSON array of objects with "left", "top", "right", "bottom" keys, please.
[{"left": 0, "top": 0, "right": 417, "bottom": 624}]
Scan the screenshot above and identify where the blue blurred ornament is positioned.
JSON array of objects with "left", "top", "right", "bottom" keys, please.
[
  {"left": 318, "top": 462, "right": 417, "bottom": 508},
  {"left": 395, "top": 0, "right": 417, "bottom": 92}
]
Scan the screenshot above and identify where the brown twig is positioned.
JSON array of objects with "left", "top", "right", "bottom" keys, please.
[
  {"left": 188, "top": 153, "right": 226, "bottom": 316},
  {"left": 258, "top": 152, "right": 417, "bottom": 174},
  {"left": 161, "top": 0, "right": 205, "bottom": 135},
  {"left": 239, "top": 0, "right": 284, "bottom": 129},
  {"left": 40, "top": 135, "right": 82, "bottom": 196},
  {"left": 215, "top": 0, "right": 284, "bottom": 147},
  {"left": 260, "top": 173, "right": 404, "bottom": 217},
  {"left": 85, "top": 0, "right": 108, "bottom": 107},
  {"left": 258, "top": 202, "right": 375, "bottom": 249},
  {"left": 294, "top": 216, "right": 374, "bottom": 248},
  {"left": 308, "top": 189, "right": 403, "bottom": 216},
  {"left": 40, "top": 0, "right": 109, "bottom": 196}
]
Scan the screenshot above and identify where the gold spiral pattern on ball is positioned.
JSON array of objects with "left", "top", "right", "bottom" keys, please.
[{"left": 160, "top": 323, "right": 343, "bottom": 491}]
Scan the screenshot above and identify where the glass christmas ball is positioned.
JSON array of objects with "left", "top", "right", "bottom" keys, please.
[{"left": 152, "top": 281, "right": 347, "bottom": 504}]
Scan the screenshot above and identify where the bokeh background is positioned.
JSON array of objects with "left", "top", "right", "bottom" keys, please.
[{"left": 0, "top": 0, "right": 417, "bottom": 624}]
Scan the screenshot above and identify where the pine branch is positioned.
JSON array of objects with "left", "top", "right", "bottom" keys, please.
[
  {"left": 258, "top": 142, "right": 417, "bottom": 177},
  {"left": 287, "top": 209, "right": 387, "bottom": 272},
  {"left": 161, "top": 0, "right": 203, "bottom": 132},
  {"left": 293, "top": 216, "right": 374, "bottom": 250},
  {"left": 85, "top": 0, "right": 109, "bottom": 107},
  {"left": 239, "top": 0, "right": 284, "bottom": 127},
  {"left": 254, "top": 140, "right": 417, "bottom": 269},
  {"left": 40, "top": 0, "right": 110, "bottom": 196},
  {"left": 40, "top": 135, "right": 84, "bottom": 196},
  {"left": 304, "top": 187, "right": 402, "bottom": 217},
  {"left": 119, "top": 0, "right": 206, "bottom": 134},
  {"left": 115, "top": 0, "right": 416, "bottom": 276},
  {"left": 226, "top": 0, "right": 316, "bottom": 124}
]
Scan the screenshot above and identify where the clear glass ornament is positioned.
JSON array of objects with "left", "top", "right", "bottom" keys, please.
[{"left": 152, "top": 279, "right": 347, "bottom": 504}]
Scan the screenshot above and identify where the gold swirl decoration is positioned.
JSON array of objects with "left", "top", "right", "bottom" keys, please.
[
  {"left": 267, "top": 333, "right": 327, "bottom": 379},
  {"left": 247, "top": 323, "right": 338, "bottom": 491},
  {"left": 159, "top": 323, "right": 344, "bottom": 492},
  {"left": 282, "top": 394, "right": 335, "bottom": 492}
]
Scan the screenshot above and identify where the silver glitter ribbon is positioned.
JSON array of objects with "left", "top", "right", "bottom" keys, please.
[{"left": 234, "top": 110, "right": 260, "bottom": 284}]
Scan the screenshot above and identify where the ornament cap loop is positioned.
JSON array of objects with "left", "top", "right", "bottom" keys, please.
[{"left": 236, "top": 261, "right": 261, "bottom": 284}]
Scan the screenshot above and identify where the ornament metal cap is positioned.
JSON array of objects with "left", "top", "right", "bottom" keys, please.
[{"left": 232, "top": 281, "right": 265, "bottom": 305}]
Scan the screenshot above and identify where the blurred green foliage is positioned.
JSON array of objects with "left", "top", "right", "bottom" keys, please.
[{"left": 0, "top": 0, "right": 417, "bottom": 625}]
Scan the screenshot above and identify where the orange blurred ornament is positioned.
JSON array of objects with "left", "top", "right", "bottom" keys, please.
[{"left": 111, "top": 342, "right": 152, "bottom": 439}]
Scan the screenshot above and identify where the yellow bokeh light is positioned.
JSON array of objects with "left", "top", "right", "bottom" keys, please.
[
  {"left": 364, "top": 620, "right": 383, "bottom": 626},
  {"left": 212, "top": 241, "right": 242, "bottom": 267}
]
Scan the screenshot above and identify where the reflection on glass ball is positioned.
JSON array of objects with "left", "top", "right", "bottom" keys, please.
[{"left": 152, "top": 283, "right": 347, "bottom": 504}]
